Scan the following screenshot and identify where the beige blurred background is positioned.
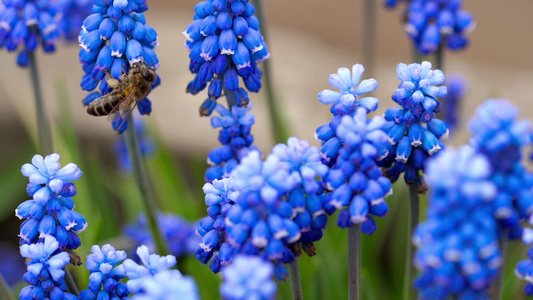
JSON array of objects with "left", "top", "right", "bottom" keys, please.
[{"left": 1, "top": 0, "right": 532, "bottom": 155}]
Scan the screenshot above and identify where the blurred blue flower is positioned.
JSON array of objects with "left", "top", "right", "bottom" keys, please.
[
  {"left": 79, "top": 0, "right": 160, "bottom": 133},
  {"left": 515, "top": 246, "right": 533, "bottom": 296},
  {"left": 113, "top": 114, "right": 154, "bottom": 172},
  {"left": 220, "top": 255, "right": 276, "bottom": 300},
  {"left": 406, "top": 0, "right": 475, "bottom": 54},
  {"left": 19, "top": 236, "right": 78, "bottom": 300},
  {"left": 79, "top": 244, "right": 130, "bottom": 300},
  {"left": 184, "top": 0, "right": 270, "bottom": 114},
  {"left": 131, "top": 270, "right": 199, "bottom": 300},
  {"left": 378, "top": 61, "right": 448, "bottom": 187},
  {"left": 17, "top": 153, "right": 86, "bottom": 250},
  {"left": 443, "top": 76, "right": 466, "bottom": 136},
  {"left": 413, "top": 146, "right": 501, "bottom": 299},
  {"left": 56, "top": 0, "right": 93, "bottom": 41},
  {"left": 384, "top": 0, "right": 405, "bottom": 8},
  {"left": 0, "top": 242, "right": 25, "bottom": 286}
]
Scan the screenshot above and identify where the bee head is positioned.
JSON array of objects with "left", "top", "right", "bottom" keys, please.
[{"left": 137, "top": 63, "right": 157, "bottom": 83}]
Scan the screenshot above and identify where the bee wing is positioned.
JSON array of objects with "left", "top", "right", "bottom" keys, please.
[{"left": 106, "top": 85, "right": 141, "bottom": 123}]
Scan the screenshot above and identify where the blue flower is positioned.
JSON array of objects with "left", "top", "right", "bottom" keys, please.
[
  {"left": 205, "top": 102, "right": 257, "bottom": 182},
  {"left": 184, "top": 0, "right": 269, "bottom": 114},
  {"left": 122, "top": 245, "right": 177, "bottom": 293},
  {"left": 469, "top": 99, "right": 533, "bottom": 239},
  {"left": 0, "top": 0, "right": 62, "bottom": 66},
  {"left": 79, "top": 0, "right": 160, "bottom": 133},
  {"left": 515, "top": 246, "right": 533, "bottom": 296},
  {"left": 378, "top": 61, "right": 448, "bottom": 187},
  {"left": 17, "top": 153, "right": 86, "bottom": 250},
  {"left": 413, "top": 146, "right": 501, "bottom": 299},
  {"left": 384, "top": 0, "right": 405, "bottom": 8},
  {"left": 220, "top": 255, "right": 276, "bottom": 300},
  {"left": 79, "top": 244, "right": 130, "bottom": 300},
  {"left": 131, "top": 270, "right": 199, "bottom": 300},
  {"left": 315, "top": 63, "right": 379, "bottom": 167},
  {"left": 19, "top": 236, "right": 78, "bottom": 300},
  {"left": 406, "top": 0, "right": 475, "bottom": 54},
  {"left": 323, "top": 108, "right": 392, "bottom": 234},
  {"left": 56, "top": 0, "right": 93, "bottom": 41},
  {"left": 124, "top": 213, "right": 200, "bottom": 258},
  {"left": 442, "top": 76, "right": 466, "bottom": 136}
]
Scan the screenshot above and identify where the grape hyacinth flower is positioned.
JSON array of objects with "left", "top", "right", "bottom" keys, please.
[
  {"left": 413, "top": 146, "right": 501, "bottom": 299},
  {"left": 406, "top": 0, "right": 475, "bottom": 54},
  {"left": 124, "top": 213, "right": 200, "bottom": 258},
  {"left": 515, "top": 246, "right": 533, "bottom": 296},
  {"left": 79, "top": 244, "right": 130, "bottom": 300},
  {"left": 378, "top": 61, "right": 448, "bottom": 188},
  {"left": 324, "top": 108, "right": 392, "bottom": 234},
  {"left": 131, "top": 270, "right": 199, "bottom": 300},
  {"left": 79, "top": 0, "right": 160, "bottom": 133},
  {"left": 183, "top": 0, "right": 270, "bottom": 114},
  {"left": 19, "top": 236, "right": 78, "bottom": 300},
  {"left": 0, "top": 0, "right": 62, "bottom": 66},
  {"left": 205, "top": 102, "right": 257, "bottom": 182},
  {"left": 56, "top": 0, "right": 93, "bottom": 41},
  {"left": 17, "top": 153, "right": 87, "bottom": 250},
  {"left": 469, "top": 99, "right": 533, "bottom": 240},
  {"left": 315, "top": 63, "right": 379, "bottom": 166},
  {"left": 443, "top": 76, "right": 466, "bottom": 136},
  {"left": 220, "top": 255, "right": 276, "bottom": 300}
]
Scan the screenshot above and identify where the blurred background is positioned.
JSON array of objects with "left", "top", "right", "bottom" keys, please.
[{"left": 1, "top": 0, "right": 533, "bottom": 299}]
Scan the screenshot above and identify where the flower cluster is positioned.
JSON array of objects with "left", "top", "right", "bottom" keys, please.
[
  {"left": 124, "top": 213, "right": 200, "bottom": 258},
  {"left": 79, "top": 0, "right": 160, "bottom": 132},
  {"left": 469, "top": 100, "right": 533, "bottom": 240},
  {"left": 413, "top": 146, "right": 501, "bottom": 299},
  {"left": 377, "top": 61, "right": 448, "bottom": 187},
  {"left": 0, "top": 0, "right": 62, "bottom": 66},
  {"left": 79, "top": 244, "right": 130, "bottom": 300},
  {"left": 183, "top": 0, "right": 270, "bottom": 115},
  {"left": 315, "top": 64, "right": 379, "bottom": 167},
  {"left": 205, "top": 103, "right": 257, "bottom": 182},
  {"left": 56, "top": 0, "right": 93, "bottom": 41},
  {"left": 17, "top": 153, "right": 86, "bottom": 250},
  {"left": 220, "top": 255, "right": 276, "bottom": 300},
  {"left": 19, "top": 236, "right": 78, "bottom": 300},
  {"left": 442, "top": 76, "right": 465, "bottom": 135},
  {"left": 406, "top": 0, "right": 475, "bottom": 54},
  {"left": 324, "top": 108, "right": 392, "bottom": 233}
]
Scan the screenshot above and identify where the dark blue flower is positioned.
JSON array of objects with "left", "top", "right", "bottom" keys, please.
[
  {"left": 220, "top": 255, "right": 276, "bottom": 300},
  {"left": 515, "top": 246, "right": 533, "bottom": 296},
  {"left": 18, "top": 153, "right": 86, "bottom": 250},
  {"left": 378, "top": 61, "right": 448, "bottom": 187},
  {"left": 56, "top": 0, "right": 93, "bottom": 41},
  {"left": 443, "top": 76, "right": 466, "bottom": 136},
  {"left": 184, "top": 0, "right": 270, "bottom": 115},
  {"left": 414, "top": 146, "right": 500, "bottom": 299}
]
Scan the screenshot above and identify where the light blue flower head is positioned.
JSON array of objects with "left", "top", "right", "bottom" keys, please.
[
  {"left": 220, "top": 255, "right": 276, "bottom": 300},
  {"left": 131, "top": 270, "right": 199, "bottom": 300}
]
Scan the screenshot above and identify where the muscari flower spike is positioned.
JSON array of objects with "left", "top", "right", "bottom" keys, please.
[
  {"left": 19, "top": 236, "right": 78, "bottom": 300},
  {"left": 56, "top": 0, "right": 93, "bottom": 42},
  {"left": 413, "top": 146, "right": 501, "bottom": 300},
  {"left": 79, "top": 244, "right": 130, "bottom": 300},
  {"left": 406, "top": 0, "right": 475, "bottom": 54},
  {"left": 469, "top": 99, "right": 533, "bottom": 240},
  {"left": 323, "top": 108, "right": 392, "bottom": 234},
  {"left": 377, "top": 61, "right": 448, "bottom": 188},
  {"left": 79, "top": 0, "right": 160, "bottom": 133},
  {"left": 130, "top": 270, "right": 199, "bottom": 300},
  {"left": 183, "top": 0, "right": 270, "bottom": 115},
  {"left": 205, "top": 102, "right": 257, "bottom": 182},
  {"left": 315, "top": 63, "right": 379, "bottom": 167},
  {"left": 124, "top": 212, "right": 200, "bottom": 258},
  {"left": 220, "top": 255, "right": 276, "bottom": 300},
  {"left": 17, "top": 153, "right": 87, "bottom": 250}
]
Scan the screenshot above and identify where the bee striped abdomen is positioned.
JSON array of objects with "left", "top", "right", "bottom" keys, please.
[{"left": 87, "top": 92, "right": 125, "bottom": 116}]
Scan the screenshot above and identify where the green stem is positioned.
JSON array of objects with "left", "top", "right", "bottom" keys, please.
[
  {"left": 348, "top": 224, "right": 361, "bottom": 300},
  {"left": 287, "top": 259, "right": 304, "bottom": 300},
  {"left": 494, "top": 237, "right": 507, "bottom": 300},
  {"left": 403, "top": 184, "right": 419, "bottom": 300},
  {"left": 124, "top": 115, "right": 169, "bottom": 255},
  {"left": 29, "top": 51, "right": 53, "bottom": 154},
  {"left": 362, "top": 0, "right": 376, "bottom": 77},
  {"left": 434, "top": 40, "right": 444, "bottom": 71},
  {"left": 251, "top": 0, "right": 290, "bottom": 144},
  {"left": 0, "top": 272, "right": 16, "bottom": 300},
  {"left": 63, "top": 266, "right": 79, "bottom": 296}
]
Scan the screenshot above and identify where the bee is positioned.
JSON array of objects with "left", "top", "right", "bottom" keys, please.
[{"left": 86, "top": 62, "right": 156, "bottom": 132}]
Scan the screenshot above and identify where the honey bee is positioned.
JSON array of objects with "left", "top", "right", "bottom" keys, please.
[{"left": 86, "top": 62, "right": 156, "bottom": 132}]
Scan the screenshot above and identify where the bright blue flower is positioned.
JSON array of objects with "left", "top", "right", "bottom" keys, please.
[
  {"left": 184, "top": 0, "right": 269, "bottom": 115},
  {"left": 79, "top": 0, "right": 160, "bottom": 133},
  {"left": 130, "top": 270, "right": 199, "bottom": 300},
  {"left": 378, "top": 61, "right": 448, "bottom": 187},
  {"left": 515, "top": 246, "right": 533, "bottom": 296},
  {"left": 413, "top": 146, "right": 501, "bottom": 299},
  {"left": 113, "top": 114, "right": 154, "bottom": 172},
  {"left": 205, "top": 102, "right": 257, "bottom": 182},
  {"left": 406, "top": 0, "right": 475, "bottom": 54},
  {"left": 220, "top": 255, "right": 276, "bottom": 300},
  {"left": 323, "top": 108, "right": 392, "bottom": 233},
  {"left": 469, "top": 99, "right": 533, "bottom": 239},
  {"left": 79, "top": 244, "right": 130, "bottom": 300},
  {"left": 443, "top": 76, "right": 465, "bottom": 136},
  {"left": 17, "top": 153, "right": 86, "bottom": 250},
  {"left": 124, "top": 213, "right": 200, "bottom": 258},
  {"left": 122, "top": 245, "right": 177, "bottom": 293},
  {"left": 19, "top": 236, "right": 79, "bottom": 300}
]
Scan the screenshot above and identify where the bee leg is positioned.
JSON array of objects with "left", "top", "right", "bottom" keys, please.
[{"left": 102, "top": 68, "right": 120, "bottom": 89}]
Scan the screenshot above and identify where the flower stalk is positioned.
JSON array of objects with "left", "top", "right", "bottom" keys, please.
[
  {"left": 403, "top": 183, "right": 419, "bottom": 300},
  {"left": 288, "top": 259, "right": 304, "bottom": 300},
  {"left": 0, "top": 272, "right": 16, "bottom": 300},
  {"left": 348, "top": 224, "right": 361, "bottom": 300},
  {"left": 29, "top": 51, "right": 53, "bottom": 154},
  {"left": 63, "top": 266, "right": 80, "bottom": 296}
]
